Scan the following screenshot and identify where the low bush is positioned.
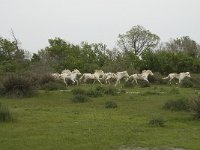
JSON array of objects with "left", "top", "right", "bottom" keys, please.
[
  {"left": 87, "top": 89, "right": 103, "bottom": 97},
  {"left": 123, "top": 81, "right": 135, "bottom": 88},
  {"left": 0, "top": 103, "right": 13, "bottom": 122},
  {"left": 72, "top": 94, "right": 89, "bottom": 103},
  {"left": 149, "top": 116, "right": 166, "bottom": 127},
  {"left": 169, "top": 87, "right": 180, "bottom": 94},
  {"left": 148, "top": 72, "right": 167, "bottom": 84},
  {"left": 38, "top": 74, "right": 55, "bottom": 86},
  {"left": 190, "top": 95, "right": 200, "bottom": 118},
  {"left": 180, "top": 78, "right": 194, "bottom": 88},
  {"left": 163, "top": 98, "right": 189, "bottom": 111},
  {"left": 139, "top": 80, "right": 150, "bottom": 88},
  {"left": 105, "top": 101, "right": 118, "bottom": 108},
  {"left": 72, "top": 88, "right": 86, "bottom": 95},
  {"left": 41, "top": 81, "right": 66, "bottom": 91},
  {"left": 2, "top": 75, "right": 34, "bottom": 98},
  {"left": 141, "top": 91, "right": 161, "bottom": 96},
  {"left": 104, "top": 86, "right": 119, "bottom": 95}
]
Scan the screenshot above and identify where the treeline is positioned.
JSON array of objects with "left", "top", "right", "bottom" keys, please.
[{"left": 0, "top": 25, "right": 200, "bottom": 75}]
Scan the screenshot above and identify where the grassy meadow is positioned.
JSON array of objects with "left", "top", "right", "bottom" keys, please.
[{"left": 0, "top": 84, "right": 200, "bottom": 150}]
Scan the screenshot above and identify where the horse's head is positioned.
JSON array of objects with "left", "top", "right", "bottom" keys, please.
[
  {"left": 95, "top": 70, "right": 104, "bottom": 77},
  {"left": 61, "top": 69, "right": 71, "bottom": 74},
  {"left": 185, "top": 72, "right": 191, "bottom": 78},
  {"left": 72, "top": 69, "right": 81, "bottom": 76},
  {"left": 145, "top": 70, "right": 154, "bottom": 76},
  {"left": 123, "top": 71, "right": 129, "bottom": 81}
]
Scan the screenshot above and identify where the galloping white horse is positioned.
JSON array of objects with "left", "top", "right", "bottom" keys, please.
[
  {"left": 51, "top": 73, "right": 61, "bottom": 80},
  {"left": 103, "top": 72, "right": 116, "bottom": 84},
  {"left": 115, "top": 71, "right": 129, "bottom": 86},
  {"left": 162, "top": 72, "right": 191, "bottom": 84},
  {"left": 129, "top": 70, "right": 154, "bottom": 84},
  {"left": 79, "top": 70, "right": 104, "bottom": 85},
  {"left": 60, "top": 69, "right": 81, "bottom": 86},
  {"left": 61, "top": 69, "right": 71, "bottom": 74}
]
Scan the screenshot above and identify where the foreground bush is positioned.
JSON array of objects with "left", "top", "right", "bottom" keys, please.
[
  {"left": 72, "top": 88, "right": 86, "bottom": 95},
  {"left": 149, "top": 116, "right": 166, "bottom": 127},
  {"left": 2, "top": 75, "right": 34, "bottom": 97},
  {"left": 0, "top": 103, "right": 13, "bottom": 122},
  {"left": 41, "top": 81, "right": 66, "bottom": 91},
  {"left": 87, "top": 89, "right": 103, "bottom": 97},
  {"left": 104, "top": 86, "right": 119, "bottom": 95},
  {"left": 148, "top": 72, "right": 167, "bottom": 84},
  {"left": 190, "top": 95, "right": 200, "bottom": 118},
  {"left": 169, "top": 87, "right": 180, "bottom": 94},
  {"left": 72, "top": 94, "right": 89, "bottom": 103},
  {"left": 138, "top": 80, "right": 150, "bottom": 88},
  {"left": 180, "top": 78, "right": 194, "bottom": 88},
  {"left": 163, "top": 98, "right": 189, "bottom": 111},
  {"left": 105, "top": 101, "right": 118, "bottom": 108}
]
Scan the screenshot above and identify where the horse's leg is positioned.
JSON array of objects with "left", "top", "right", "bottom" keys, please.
[
  {"left": 179, "top": 79, "right": 182, "bottom": 84},
  {"left": 64, "top": 78, "right": 68, "bottom": 86},
  {"left": 115, "top": 79, "right": 119, "bottom": 86},
  {"left": 169, "top": 78, "right": 173, "bottom": 85},
  {"left": 134, "top": 79, "right": 138, "bottom": 85},
  {"left": 144, "top": 79, "right": 149, "bottom": 83},
  {"left": 97, "top": 78, "right": 102, "bottom": 85},
  {"left": 75, "top": 79, "right": 79, "bottom": 86}
]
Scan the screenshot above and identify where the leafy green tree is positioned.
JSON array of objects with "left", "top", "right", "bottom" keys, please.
[
  {"left": 166, "top": 36, "right": 199, "bottom": 57},
  {"left": 0, "top": 37, "right": 29, "bottom": 73},
  {"left": 117, "top": 25, "right": 160, "bottom": 56}
]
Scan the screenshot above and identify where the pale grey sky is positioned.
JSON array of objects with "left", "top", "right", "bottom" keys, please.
[{"left": 0, "top": 0, "right": 199, "bottom": 53}]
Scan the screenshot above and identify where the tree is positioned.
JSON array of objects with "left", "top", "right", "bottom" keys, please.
[
  {"left": 0, "top": 37, "right": 29, "bottom": 72},
  {"left": 117, "top": 25, "right": 160, "bottom": 56},
  {"left": 166, "top": 36, "right": 199, "bottom": 57}
]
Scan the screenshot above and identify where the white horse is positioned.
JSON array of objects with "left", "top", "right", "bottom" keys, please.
[
  {"left": 51, "top": 73, "right": 61, "bottom": 80},
  {"left": 129, "top": 70, "right": 154, "bottom": 85},
  {"left": 60, "top": 69, "right": 81, "bottom": 86},
  {"left": 115, "top": 71, "right": 129, "bottom": 86},
  {"left": 162, "top": 72, "right": 191, "bottom": 84},
  {"left": 61, "top": 69, "right": 71, "bottom": 74},
  {"left": 103, "top": 72, "right": 116, "bottom": 84},
  {"left": 79, "top": 70, "right": 104, "bottom": 85}
]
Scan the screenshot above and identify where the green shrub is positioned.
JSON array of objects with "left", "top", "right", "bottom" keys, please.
[
  {"left": 149, "top": 117, "right": 166, "bottom": 127},
  {"left": 190, "top": 95, "right": 200, "bottom": 118},
  {"left": 169, "top": 87, "right": 180, "bottom": 94},
  {"left": 95, "top": 86, "right": 106, "bottom": 93},
  {"left": 38, "top": 74, "right": 54, "bottom": 85},
  {"left": 104, "top": 86, "right": 119, "bottom": 95},
  {"left": 148, "top": 72, "right": 167, "bottom": 84},
  {"left": 138, "top": 80, "right": 150, "bottom": 88},
  {"left": 86, "top": 89, "right": 103, "bottom": 97},
  {"left": 41, "top": 81, "right": 66, "bottom": 91},
  {"left": 163, "top": 98, "right": 189, "bottom": 111},
  {"left": 72, "top": 94, "right": 89, "bottom": 103},
  {"left": 141, "top": 91, "right": 161, "bottom": 96},
  {"left": 72, "top": 88, "right": 86, "bottom": 95},
  {"left": 123, "top": 81, "right": 135, "bottom": 88},
  {"left": 105, "top": 101, "right": 118, "bottom": 108},
  {"left": 180, "top": 78, "right": 194, "bottom": 88},
  {"left": 0, "top": 103, "right": 13, "bottom": 122},
  {"left": 2, "top": 75, "right": 34, "bottom": 98}
]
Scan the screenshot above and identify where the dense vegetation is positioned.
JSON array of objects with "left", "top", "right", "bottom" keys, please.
[
  {"left": 0, "top": 25, "right": 200, "bottom": 76},
  {"left": 0, "top": 25, "right": 200, "bottom": 149}
]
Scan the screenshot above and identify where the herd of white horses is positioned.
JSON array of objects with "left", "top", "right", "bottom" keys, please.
[{"left": 51, "top": 69, "right": 191, "bottom": 87}]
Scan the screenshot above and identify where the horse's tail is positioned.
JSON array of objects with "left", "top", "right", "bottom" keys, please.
[{"left": 162, "top": 75, "right": 169, "bottom": 80}]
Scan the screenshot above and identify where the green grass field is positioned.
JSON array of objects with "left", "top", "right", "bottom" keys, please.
[{"left": 0, "top": 84, "right": 200, "bottom": 150}]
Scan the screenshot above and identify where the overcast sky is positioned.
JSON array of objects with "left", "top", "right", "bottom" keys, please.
[{"left": 0, "top": 0, "right": 200, "bottom": 53}]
